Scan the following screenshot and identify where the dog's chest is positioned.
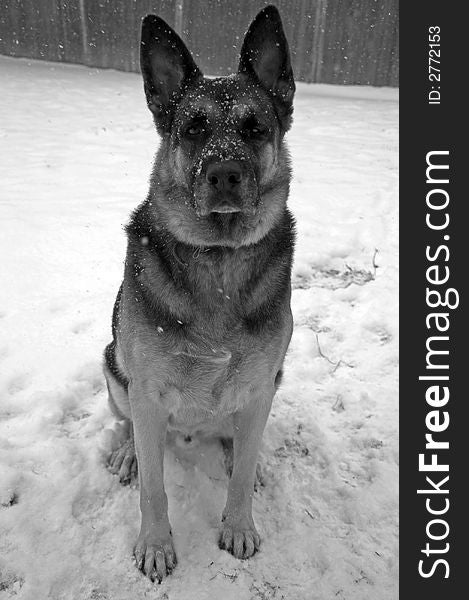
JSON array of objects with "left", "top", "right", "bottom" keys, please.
[
  {"left": 123, "top": 236, "right": 292, "bottom": 431},
  {"left": 161, "top": 326, "right": 266, "bottom": 429}
]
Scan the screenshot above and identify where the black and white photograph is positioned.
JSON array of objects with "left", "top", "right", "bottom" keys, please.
[{"left": 0, "top": 1, "right": 402, "bottom": 598}]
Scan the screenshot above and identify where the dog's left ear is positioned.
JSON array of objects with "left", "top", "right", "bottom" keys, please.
[
  {"left": 140, "top": 15, "right": 202, "bottom": 133},
  {"left": 239, "top": 6, "right": 295, "bottom": 129}
]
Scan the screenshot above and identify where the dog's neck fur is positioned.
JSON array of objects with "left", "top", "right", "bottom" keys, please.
[{"left": 125, "top": 199, "right": 295, "bottom": 331}]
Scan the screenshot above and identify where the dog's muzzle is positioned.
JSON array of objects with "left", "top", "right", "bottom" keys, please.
[
  {"left": 205, "top": 160, "right": 243, "bottom": 214},
  {"left": 194, "top": 158, "right": 258, "bottom": 217}
]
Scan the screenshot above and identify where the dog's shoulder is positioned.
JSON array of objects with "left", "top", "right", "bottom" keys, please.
[
  {"left": 240, "top": 208, "right": 296, "bottom": 332},
  {"left": 122, "top": 200, "right": 193, "bottom": 327}
]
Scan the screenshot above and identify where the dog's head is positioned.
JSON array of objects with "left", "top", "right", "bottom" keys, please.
[{"left": 141, "top": 5, "right": 295, "bottom": 247}]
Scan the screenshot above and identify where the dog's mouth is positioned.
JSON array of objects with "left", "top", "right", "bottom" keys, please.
[
  {"left": 194, "top": 187, "right": 260, "bottom": 219},
  {"left": 194, "top": 191, "right": 251, "bottom": 218},
  {"left": 210, "top": 199, "right": 242, "bottom": 214}
]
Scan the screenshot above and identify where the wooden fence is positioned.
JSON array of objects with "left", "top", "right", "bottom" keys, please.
[{"left": 0, "top": 0, "right": 399, "bottom": 86}]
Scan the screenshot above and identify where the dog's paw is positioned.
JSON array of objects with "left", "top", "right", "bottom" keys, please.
[
  {"left": 218, "top": 515, "right": 261, "bottom": 559},
  {"left": 134, "top": 531, "right": 177, "bottom": 583},
  {"left": 108, "top": 438, "right": 138, "bottom": 486}
]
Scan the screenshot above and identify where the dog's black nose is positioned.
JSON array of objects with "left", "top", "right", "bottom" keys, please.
[{"left": 206, "top": 161, "right": 243, "bottom": 191}]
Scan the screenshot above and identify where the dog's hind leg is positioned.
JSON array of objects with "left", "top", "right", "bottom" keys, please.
[
  {"left": 103, "top": 342, "right": 138, "bottom": 486},
  {"left": 221, "top": 437, "right": 234, "bottom": 478},
  {"left": 221, "top": 438, "right": 265, "bottom": 491},
  {"left": 103, "top": 341, "right": 130, "bottom": 418},
  {"left": 108, "top": 422, "right": 138, "bottom": 486}
]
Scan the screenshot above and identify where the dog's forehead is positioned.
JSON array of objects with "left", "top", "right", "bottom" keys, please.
[{"left": 178, "top": 76, "right": 273, "bottom": 121}]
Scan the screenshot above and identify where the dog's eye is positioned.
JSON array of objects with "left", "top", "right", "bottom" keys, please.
[
  {"left": 241, "top": 118, "right": 267, "bottom": 139},
  {"left": 184, "top": 124, "right": 204, "bottom": 138}
]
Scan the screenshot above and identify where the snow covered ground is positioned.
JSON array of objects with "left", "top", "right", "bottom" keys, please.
[{"left": 0, "top": 56, "right": 398, "bottom": 600}]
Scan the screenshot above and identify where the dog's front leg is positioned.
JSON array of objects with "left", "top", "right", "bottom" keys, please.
[
  {"left": 220, "top": 387, "right": 274, "bottom": 559},
  {"left": 130, "top": 385, "right": 176, "bottom": 582}
]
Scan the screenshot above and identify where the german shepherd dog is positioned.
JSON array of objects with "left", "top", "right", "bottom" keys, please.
[{"left": 104, "top": 5, "right": 296, "bottom": 582}]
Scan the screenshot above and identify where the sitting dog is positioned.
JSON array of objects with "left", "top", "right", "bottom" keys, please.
[{"left": 104, "top": 4, "right": 296, "bottom": 582}]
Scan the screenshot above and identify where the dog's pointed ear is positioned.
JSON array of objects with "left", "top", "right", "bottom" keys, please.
[
  {"left": 239, "top": 6, "right": 295, "bottom": 128},
  {"left": 140, "top": 15, "right": 202, "bottom": 132}
]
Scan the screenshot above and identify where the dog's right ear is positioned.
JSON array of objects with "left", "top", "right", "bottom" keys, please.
[
  {"left": 140, "top": 15, "right": 202, "bottom": 133},
  {"left": 239, "top": 6, "right": 295, "bottom": 130}
]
